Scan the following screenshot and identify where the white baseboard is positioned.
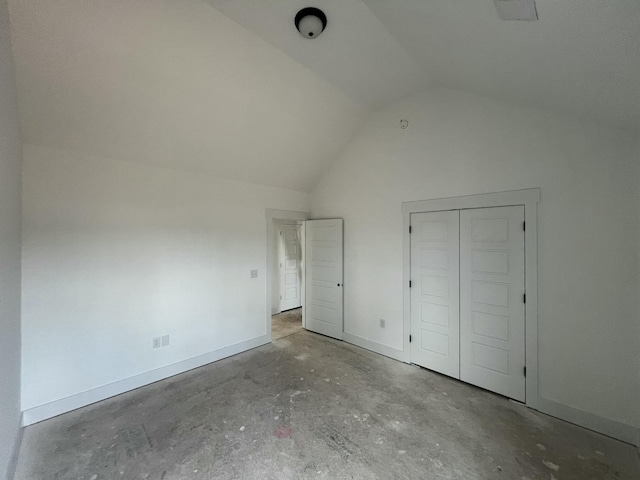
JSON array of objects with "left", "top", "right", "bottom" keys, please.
[
  {"left": 22, "top": 335, "right": 270, "bottom": 426},
  {"left": 343, "top": 332, "right": 408, "bottom": 363},
  {"left": 6, "top": 412, "right": 23, "bottom": 480},
  {"left": 343, "top": 333, "right": 639, "bottom": 447},
  {"left": 535, "top": 397, "right": 638, "bottom": 446},
  {"left": 271, "top": 307, "right": 279, "bottom": 315}
]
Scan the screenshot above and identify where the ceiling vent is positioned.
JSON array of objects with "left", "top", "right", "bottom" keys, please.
[{"left": 493, "top": 0, "right": 538, "bottom": 21}]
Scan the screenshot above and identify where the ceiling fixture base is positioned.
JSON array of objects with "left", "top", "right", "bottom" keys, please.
[{"left": 295, "top": 8, "right": 327, "bottom": 39}]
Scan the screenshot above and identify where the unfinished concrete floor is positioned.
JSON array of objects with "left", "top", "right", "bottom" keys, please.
[
  {"left": 272, "top": 308, "right": 303, "bottom": 340},
  {"left": 14, "top": 331, "right": 640, "bottom": 480}
]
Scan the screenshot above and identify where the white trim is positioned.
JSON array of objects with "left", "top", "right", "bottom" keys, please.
[
  {"left": 5, "top": 412, "right": 23, "bottom": 480},
  {"left": 22, "top": 335, "right": 270, "bottom": 426},
  {"left": 402, "top": 188, "right": 541, "bottom": 409},
  {"left": 534, "top": 397, "right": 639, "bottom": 446},
  {"left": 265, "top": 209, "right": 310, "bottom": 341},
  {"left": 343, "top": 333, "right": 406, "bottom": 362},
  {"left": 401, "top": 188, "right": 541, "bottom": 214}
]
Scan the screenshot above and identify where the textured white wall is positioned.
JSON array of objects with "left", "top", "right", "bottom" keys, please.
[
  {"left": 311, "top": 87, "right": 640, "bottom": 429},
  {"left": 0, "top": 0, "right": 22, "bottom": 476},
  {"left": 21, "top": 144, "right": 309, "bottom": 410}
]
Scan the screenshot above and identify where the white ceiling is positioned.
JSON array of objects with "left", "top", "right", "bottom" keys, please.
[
  {"left": 206, "top": 0, "right": 429, "bottom": 110},
  {"left": 7, "top": 0, "right": 640, "bottom": 193},
  {"left": 362, "top": 0, "right": 640, "bottom": 129},
  {"left": 8, "top": 0, "right": 366, "bottom": 192}
]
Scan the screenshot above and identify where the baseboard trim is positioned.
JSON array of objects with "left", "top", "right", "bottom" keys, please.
[
  {"left": 535, "top": 397, "right": 638, "bottom": 446},
  {"left": 343, "top": 333, "right": 407, "bottom": 363},
  {"left": 22, "top": 335, "right": 270, "bottom": 426},
  {"left": 6, "top": 412, "right": 23, "bottom": 480}
]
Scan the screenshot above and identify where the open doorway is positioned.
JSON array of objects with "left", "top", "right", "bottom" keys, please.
[
  {"left": 271, "top": 221, "right": 303, "bottom": 340},
  {"left": 265, "top": 209, "right": 309, "bottom": 342},
  {"left": 265, "top": 209, "right": 344, "bottom": 343}
]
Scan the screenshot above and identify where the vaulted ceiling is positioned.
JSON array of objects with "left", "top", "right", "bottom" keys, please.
[{"left": 7, "top": 1, "right": 640, "bottom": 192}]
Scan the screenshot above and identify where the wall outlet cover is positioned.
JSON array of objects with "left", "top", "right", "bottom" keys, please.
[
  {"left": 152, "top": 337, "right": 161, "bottom": 349},
  {"left": 161, "top": 335, "right": 170, "bottom": 347},
  {"left": 250, "top": 269, "right": 258, "bottom": 279}
]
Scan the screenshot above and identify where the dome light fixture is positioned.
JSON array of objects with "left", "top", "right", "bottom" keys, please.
[{"left": 295, "top": 7, "right": 327, "bottom": 39}]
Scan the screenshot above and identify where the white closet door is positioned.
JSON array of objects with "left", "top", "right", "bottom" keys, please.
[
  {"left": 410, "top": 211, "right": 460, "bottom": 379},
  {"left": 460, "top": 206, "right": 525, "bottom": 401},
  {"left": 305, "top": 219, "right": 343, "bottom": 340}
]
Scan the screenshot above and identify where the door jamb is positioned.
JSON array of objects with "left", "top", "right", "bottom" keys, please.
[
  {"left": 401, "top": 188, "right": 540, "bottom": 409},
  {"left": 266, "top": 209, "right": 309, "bottom": 341}
]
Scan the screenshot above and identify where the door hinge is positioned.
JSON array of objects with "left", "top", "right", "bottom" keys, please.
[
  {"left": 409, "top": 335, "right": 412, "bottom": 343},
  {"left": 409, "top": 225, "right": 412, "bottom": 234},
  {"left": 523, "top": 293, "right": 526, "bottom": 303},
  {"left": 280, "top": 295, "right": 282, "bottom": 300},
  {"left": 409, "top": 280, "right": 412, "bottom": 288},
  {"left": 523, "top": 366, "right": 527, "bottom": 377},
  {"left": 523, "top": 221, "right": 526, "bottom": 231}
]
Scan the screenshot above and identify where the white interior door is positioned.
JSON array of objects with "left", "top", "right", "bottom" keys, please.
[
  {"left": 279, "top": 224, "right": 301, "bottom": 311},
  {"left": 305, "top": 219, "right": 343, "bottom": 340},
  {"left": 460, "top": 206, "right": 525, "bottom": 401},
  {"left": 410, "top": 211, "right": 460, "bottom": 378}
]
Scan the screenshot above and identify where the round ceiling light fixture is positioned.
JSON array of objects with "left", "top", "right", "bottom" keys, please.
[{"left": 295, "top": 7, "right": 327, "bottom": 39}]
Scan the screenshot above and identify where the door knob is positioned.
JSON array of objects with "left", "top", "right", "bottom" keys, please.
[{"left": 337, "top": 283, "right": 341, "bottom": 287}]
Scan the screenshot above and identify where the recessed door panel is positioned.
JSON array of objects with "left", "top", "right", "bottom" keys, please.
[
  {"left": 410, "top": 211, "right": 460, "bottom": 379},
  {"left": 305, "top": 219, "right": 343, "bottom": 340},
  {"left": 460, "top": 206, "right": 525, "bottom": 401}
]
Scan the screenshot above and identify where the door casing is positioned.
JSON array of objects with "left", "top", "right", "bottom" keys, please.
[{"left": 402, "top": 188, "right": 540, "bottom": 408}]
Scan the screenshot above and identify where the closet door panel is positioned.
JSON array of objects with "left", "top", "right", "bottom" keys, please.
[
  {"left": 410, "top": 211, "right": 460, "bottom": 379},
  {"left": 460, "top": 206, "right": 525, "bottom": 401}
]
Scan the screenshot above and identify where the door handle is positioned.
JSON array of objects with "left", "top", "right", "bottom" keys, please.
[{"left": 337, "top": 283, "right": 341, "bottom": 287}]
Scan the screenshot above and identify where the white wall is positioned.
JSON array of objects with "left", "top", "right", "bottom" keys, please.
[
  {"left": 311, "top": 87, "right": 640, "bottom": 432},
  {"left": 0, "top": 0, "right": 22, "bottom": 476},
  {"left": 22, "top": 144, "right": 310, "bottom": 412}
]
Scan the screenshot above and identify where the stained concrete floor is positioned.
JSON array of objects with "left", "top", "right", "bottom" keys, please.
[
  {"left": 14, "top": 331, "right": 640, "bottom": 480},
  {"left": 272, "top": 308, "right": 303, "bottom": 340}
]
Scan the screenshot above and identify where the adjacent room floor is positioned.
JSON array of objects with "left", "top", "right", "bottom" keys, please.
[
  {"left": 272, "top": 307, "right": 303, "bottom": 340},
  {"left": 14, "top": 331, "right": 640, "bottom": 480}
]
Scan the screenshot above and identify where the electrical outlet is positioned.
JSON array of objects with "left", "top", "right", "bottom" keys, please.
[
  {"left": 152, "top": 337, "right": 161, "bottom": 349},
  {"left": 250, "top": 269, "right": 258, "bottom": 279},
  {"left": 162, "top": 335, "right": 170, "bottom": 347},
  {"left": 379, "top": 319, "right": 386, "bottom": 329}
]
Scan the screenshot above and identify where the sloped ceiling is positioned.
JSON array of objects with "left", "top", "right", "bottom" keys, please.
[
  {"left": 206, "top": 0, "right": 429, "bottom": 110},
  {"left": 8, "top": 1, "right": 640, "bottom": 193},
  {"left": 8, "top": 0, "right": 366, "bottom": 192},
  {"left": 362, "top": 0, "right": 640, "bottom": 129}
]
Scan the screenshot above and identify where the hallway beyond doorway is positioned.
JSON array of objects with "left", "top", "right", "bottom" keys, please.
[{"left": 272, "top": 308, "right": 302, "bottom": 340}]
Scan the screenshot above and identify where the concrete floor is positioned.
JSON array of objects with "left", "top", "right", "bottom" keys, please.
[
  {"left": 272, "top": 308, "right": 303, "bottom": 340},
  {"left": 14, "top": 331, "right": 640, "bottom": 480}
]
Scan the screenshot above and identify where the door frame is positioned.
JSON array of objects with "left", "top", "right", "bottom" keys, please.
[
  {"left": 402, "top": 188, "right": 540, "bottom": 408},
  {"left": 266, "top": 209, "right": 309, "bottom": 341}
]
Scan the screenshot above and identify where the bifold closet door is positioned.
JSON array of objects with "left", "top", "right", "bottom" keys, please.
[
  {"left": 460, "top": 206, "right": 525, "bottom": 402},
  {"left": 410, "top": 211, "right": 460, "bottom": 379}
]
